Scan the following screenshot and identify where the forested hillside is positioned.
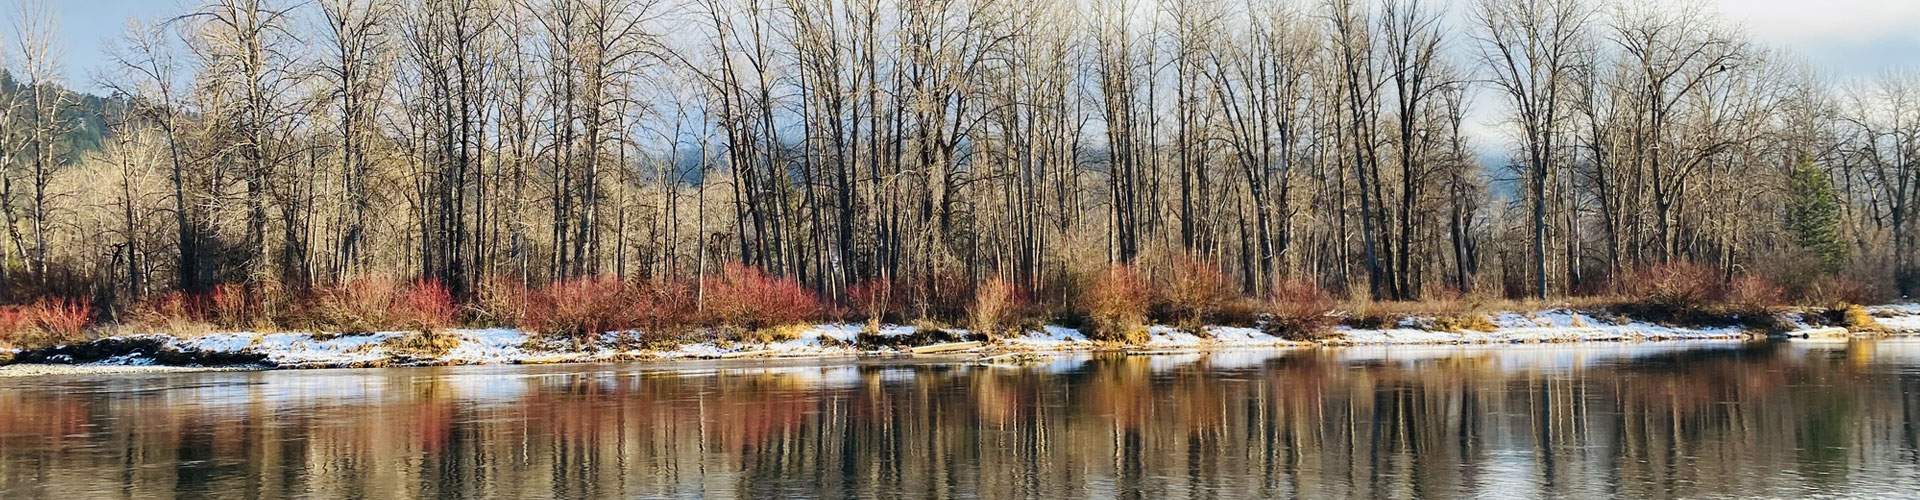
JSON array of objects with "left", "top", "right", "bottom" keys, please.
[{"left": 1, "top": 0, "right": 1914, "bottom": 333}]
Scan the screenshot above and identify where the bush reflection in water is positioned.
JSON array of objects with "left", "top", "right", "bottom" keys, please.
[{"left": 2, "top": 341, "right": 1919, "bottom": 499}]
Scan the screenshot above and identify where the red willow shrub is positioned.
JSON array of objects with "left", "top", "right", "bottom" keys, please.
[
  {"left": 846, "top": 278, "right": 906, "bottom": 323},
  {"left": 210, "top": 283, "right": 261, "bottom": 329},
  {"left": 1157, "top": 256, "right": 1235, "bottom": 331},
  {"left": 395, "top": 280, "right": 457, "bottom": 332},
  {"left": 523, "top": 277, "right": 633, "bottom": 342},
  {"left": 1263, "top": 279, "right": 1337, "bottom": 340},
  {"left": 0, "top": 299, "right": 93, "bottom": 348},
  {"left": 631, "top": 279, "right": 698, "bottom": 338},
  {"left": 969, "top": 277, "right": 1028, "bottom": 338},
  {"left": 1081, "top": 265, "right": 1149, "bottom": 343},
  {"left": 0, "top": 308, "right": 27, "bottom": 344},
  {"left": 308, "top": 278, "right": 458, "bottom": 333},
  {"left": 702, "top": 262, "right": 820, "bottom": 332},
  {"left": 1620, "top": 261, "right": 1722, "bottom": 311},
  {"left": 1724, "top": 275, "right": 1786, "bottom": 313},
  {"left": 1615, "top": 261, "right": 1799, "bottom": 325}
]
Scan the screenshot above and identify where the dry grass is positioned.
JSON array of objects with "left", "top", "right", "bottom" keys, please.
[
  {"left": 381, "top": 332, "right": 464, "bottom": 358},
  {"left": 1831, "top": 303, "right": 1888, "bottom": 334},
  {"left": 728, "top": 324, "right": 809, "bottom": 344},
  {"left": 1432, "top": 314, "right": 1499, "bottom": 333}
]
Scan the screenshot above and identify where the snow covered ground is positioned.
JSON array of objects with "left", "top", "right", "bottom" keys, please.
[
  {"left": 1329, "top": 308, "right": 1748, "bottom": 345},
  {"left": 6, "top": 304, "right": 1918, "bottom": 370}
]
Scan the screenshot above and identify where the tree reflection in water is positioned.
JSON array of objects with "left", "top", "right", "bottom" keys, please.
[{"left": 3, "top": 340, "right": 1920, "bottom": 499}]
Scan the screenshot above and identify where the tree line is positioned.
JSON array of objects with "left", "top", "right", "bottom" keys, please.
[{"left": 0, "top": 0, "right": 1914, "bottom": 318}]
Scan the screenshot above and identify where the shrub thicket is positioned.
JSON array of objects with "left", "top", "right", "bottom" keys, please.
[
  {"left": 1081, "top": 266, "right": 1150, "bottom": 343},
  {"left": 1263, "top": 279, "right": 1338, "bottom": 340},
  {"left": 0, "top": 299, "right": 92, "bottom": 349}
]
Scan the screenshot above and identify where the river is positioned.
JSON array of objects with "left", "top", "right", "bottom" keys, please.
[{"left": 2, "top": 340, "right": 1918, "bottom": 499}]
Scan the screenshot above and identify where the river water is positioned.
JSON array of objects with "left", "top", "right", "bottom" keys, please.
[{"left": 2, "top": 340, "right": 1918, "bottom": 499}]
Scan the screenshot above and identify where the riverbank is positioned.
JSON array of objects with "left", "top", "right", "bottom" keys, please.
[
  {"left": 0, "top": 364, "right": 258, "bottom": 378},
  {"left": 2, "top": 304, "right": 1916, "bottom": 373}
]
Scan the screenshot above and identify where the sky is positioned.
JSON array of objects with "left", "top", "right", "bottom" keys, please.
[
  {"left": 41, "top": 0, "right": 181, "bottom": 90},
  {"left": 27, "top": 0, "right": 1920, "bottom": 159},
  {"left": 40, "top": 0, "right": 1920, "bottom": 85},
  {"left": 1713, "top": 0, "right": 1920, "bottom": 78}
]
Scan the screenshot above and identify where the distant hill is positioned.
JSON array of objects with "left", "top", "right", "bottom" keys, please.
[{"left": 1, "top": 70, "right": 120, "bottom": 156}]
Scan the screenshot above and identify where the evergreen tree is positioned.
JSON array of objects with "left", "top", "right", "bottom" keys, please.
[{"left": 1786, "top": 159, "right": 1847, "bottom": 274}]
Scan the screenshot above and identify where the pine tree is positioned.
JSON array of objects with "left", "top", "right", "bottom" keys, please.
[{"left": 1786, "top": 159, "right": 1847, "bottom": 274}]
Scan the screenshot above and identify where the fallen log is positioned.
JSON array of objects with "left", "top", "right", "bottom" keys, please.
[
  {"left": 1788, "top": 327, "right": 1851, "bottom": 338},
  {"left": 910, "top": 341, "right": 984, "bottom": 355}
]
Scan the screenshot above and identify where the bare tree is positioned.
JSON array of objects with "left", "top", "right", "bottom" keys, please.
[{"left": 1472, "top": 0, "right": 1591, "bottom": 299}]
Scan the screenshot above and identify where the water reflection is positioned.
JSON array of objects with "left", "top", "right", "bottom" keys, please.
[{"left": 3, "top": 341, "right": 1920, "bottom": 499}]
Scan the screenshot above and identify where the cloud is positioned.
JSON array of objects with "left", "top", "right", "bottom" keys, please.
[{"left": 1712, "top": 0, "right": 1920, "bottom": 78}]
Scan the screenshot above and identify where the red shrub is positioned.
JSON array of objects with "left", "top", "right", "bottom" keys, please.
[
  {"left": 33, "top": 300, "right": 91, "bottom": 340},
  {"left": 1619, "top": 261, "right": 1723, "bottom": 310},
  {"left": 524, "top": 277, "right": 633, "bottom": 342},
  {"left": 1724, "top": 274, "right": 1786, "bottom": 313},
  {"left": 1081, "top": 265, "right": 1149, "bottom": 343},
  {"left": 633, "top": 279, "right": 698, "bottom": 337},
  {"left": 702, "top": 263, "right": 821, "bottom": 331},
  {"left": 847, "top": 278, "right": 906, "bottom": 322},
  {"left": 300, "top": 278, "right": 461, "bottom": 334},
  {"left": 0, "top": 307, "right": 30, "bottom": 348},
  {"left": 1157, "top": 256, "right": 1236, "bottom": 329},
  {"left": 969, "top": 277, "right": 1028, "bottom": 338},
  {"left": 209, "top": 283, "right": 260, "bottom": 329},
  {"left": 475, "top": 275, "right": 533, "bottom": 327},
  {"left": 0, "top": 299, "right": 92, "bottom": 348},
  {"left": 395, "top": 280, "right": 458, "bottom": 332},
  {"left": 1263, "top": 278, "right": 1338, "bottom": 340}
]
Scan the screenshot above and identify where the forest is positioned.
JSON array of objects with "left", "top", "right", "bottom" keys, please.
[{"left": 0, "top": 0, "right": 1914, "bottom": 342}]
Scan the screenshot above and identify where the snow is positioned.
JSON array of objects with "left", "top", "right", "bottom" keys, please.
[
  {"left": 1878, "top": 315, "right": 1920, "bottom": 332},
  {"left": 1001, "top": 325, "right": 1090, "bottom": 349},
  {"left": 1145, "top": 326, "right": 1208, "bottom": 347},
  {"left": 1331, "top": 309, "right": 1747, "bottom": 345},
  {"left": 1868, "top": 303, "right": 1920, "bottom": 316},
  {"left": 441, "top": 329, "right": 533, "bottom": 364},
  {"left": 1206, "top": 326, "right": 1288, "bottom": 346},
  {"left": 12, "top": 304, "right": 1918, "bottom": 370}
]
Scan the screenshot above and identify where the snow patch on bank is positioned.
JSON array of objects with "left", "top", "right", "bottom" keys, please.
[
  {"left": 996, "top": 325, "right": 1296, "bottom": 350},
  {"left": 13, "top": 304, "right": 1920, "bottom": 369},
  {"left": 1869, "top": 304, "right": 1920, "bottom": 316},
  {"left": 1332, "top": 308, "right": 1746, "bottom": 345},
  {"left": 1878, "top": 315, "right": 1920, "bottom": 333}
]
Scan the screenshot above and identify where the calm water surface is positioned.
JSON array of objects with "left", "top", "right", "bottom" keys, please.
[{"left": 4, "top": 340, "right": 1920, "bottom": 499}]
